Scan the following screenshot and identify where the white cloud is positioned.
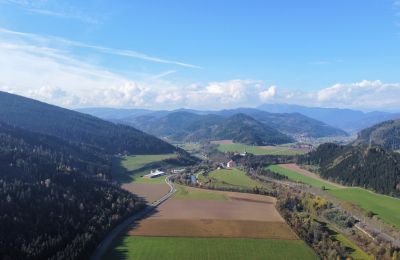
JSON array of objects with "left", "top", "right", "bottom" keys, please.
[
  {"left": 0, "top": 0, "right": 100, "bottom": 24},
  {"left": 266, "top": 80, "right": 400, "bottom": 111},
  {"left": 259, "top": 86, "right": 276, "bottom": 101},
  {"left": 0, "top": 28, "right": 201, "bottom": 69},
  {"left": 0, "top": 29, "right": 399, "bottom": 111}
]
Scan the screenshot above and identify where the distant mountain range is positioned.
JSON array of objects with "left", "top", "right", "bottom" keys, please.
[
  {"left": 0, "top": 91, "right": 177, "bottom": 155},
  {"left": 258, "top": 103, "right": 400, "bottom": 133},
  {"left": 126, "top": 111, "right": 294, "bottom": 145},
  {"left": 354, "top": 119, "right": 400, "bottom": 150},
  {"left": 78, "top": 107, "right": 348, "bottom": 143}
]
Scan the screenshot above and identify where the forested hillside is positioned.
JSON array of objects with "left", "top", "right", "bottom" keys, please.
[
  {"left": 127, "top": 111, "right": 293, "bottom": 145},
  {"left": 212, "top": 113, "right": 294, "bottom": 145},
  {"left": 300, "top": 143, "right": 400, "bottom": 196},
  {"left": 0, "top": 122, "right": 144, "bottom": 259},
  {"left": 80, "top": 107, "right": 348, "bottom": 138},
  {"left": 0, "top": 91, "right": 176, "bottom": 155},
  {"left": 216, "top": 108, "right": 348, "bottom": 138},
  {"left": 354, "top": 119, "right": 400, "bottom": 150}
]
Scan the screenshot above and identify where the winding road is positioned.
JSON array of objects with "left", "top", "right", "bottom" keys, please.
[{"left": 90, "top": 175, "right": 176, "bottom": 260}]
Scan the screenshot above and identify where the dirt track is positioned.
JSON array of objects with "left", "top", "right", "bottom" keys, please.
[{"left": 122, "top": 183, "right": 171, "bottom": 203}]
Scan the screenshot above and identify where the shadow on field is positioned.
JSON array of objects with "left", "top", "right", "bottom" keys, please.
[
  {"left": 102, "top": 206, "right": 160, "bottom": 260},
  {"left": 315, "top": 220, "right": 356, "bottom": 256},
  {"left": 111, "top": 157, "right": 163, "bottom": 184}
]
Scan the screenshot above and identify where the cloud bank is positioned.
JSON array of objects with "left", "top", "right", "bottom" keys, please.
[{"left": 1, "top": 29, "right": 399, "bottom": 111}]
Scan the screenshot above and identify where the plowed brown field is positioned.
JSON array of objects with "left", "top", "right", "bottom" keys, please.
[
  {"left": 129, "top": 219, "right": 297, "bottom": 239},
  {"left": 122, "top": 183, "right": 170, "bottom": 203},
  {"left": 126, "top": 188, "right": 297, "bottom": 239}
]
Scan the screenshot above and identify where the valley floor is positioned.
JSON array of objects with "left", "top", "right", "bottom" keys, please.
[
  {"left": 104, "top": 157, "right": 316, "bottom": 259},
  {"left": 104, "top": 185, "right": 316, "bottom": 260}
]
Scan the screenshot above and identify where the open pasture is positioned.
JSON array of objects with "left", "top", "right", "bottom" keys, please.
[
  {"left": 112, "top": 154, "right": 176, "bottom": 184},
  {"left": 204, "top": 168, "right": 262, "bottom": 189}
]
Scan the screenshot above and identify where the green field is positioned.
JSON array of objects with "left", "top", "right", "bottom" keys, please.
[
  {"left": 266, "top": 165, "right": 338, "bottom": 190},
  {"left": 217, "top": 143, "right": 306, "bottom": 155},
  {"left": 205, "top": 168, "right": 262, "bottom": 189},
  {"left": 173, "top": 184, "right": 227, "bottom": 200},
  {"left": 328, "top": 188, "right": 400, "bottom": 228},
  {"left": 104, "top": 236, "right": 318, "bottom": 260},
  {"left": 112, "top": 154, "right": 176, "bottom": 184},
  {"left": 268, "top": 164, "right": 400, "bottom": 228}
]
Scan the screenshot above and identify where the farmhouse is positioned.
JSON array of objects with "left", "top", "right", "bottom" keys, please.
[{"left": 144, "top": 169, "right": 166, "bottom": 179}]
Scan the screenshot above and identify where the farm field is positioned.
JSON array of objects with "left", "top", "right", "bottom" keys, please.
[
  {"left": 121, "top": 183, "right": 170, "bottom": 204},
  {"left": 105, "top": 236, "right": 317, "bottom": 260},
  {"left": 267, "top": 164, "right": 339, "bottom": 190},
  {"left": 328, "top": 188, "right": 400, "bottom": 228},
  {"left": 268, "top": 164, "right": 400, "bottom": 228},
  {"left": 105, "top": 186, "right": 316, "bottom": 259},
  {"left": 112, "top": 154, "right": 177, "bottom": 183},
  {"left": 216, "top": 142, "right": 307, "bottom": 155},
  {"left": 173, "top": 184, "right": 227, "bottom": 200},
  {"left": 203, "top": 168, "right": 262, "bottom": 189},
  {"left": 112, "top": 154, "right": 177, "bottom": 204}
]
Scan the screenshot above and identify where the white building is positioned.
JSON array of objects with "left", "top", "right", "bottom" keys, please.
[
  {"left": 226, "top": 160, "right": 236, "bottom": 168},
  {"left": 144, "top": 169, "right": 166, "bottom": 179}
]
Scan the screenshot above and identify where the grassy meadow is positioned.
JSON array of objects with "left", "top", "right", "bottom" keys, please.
[
  {"left": 217, "top": 143, "right": 306, "bottom": 155},
  {"left": 112, "top": 154, "right": 176, "bottom": 184},
  {"left": 266, "top": 165, "right": 338, "bottom": 190},
  {"left": 203, "top": 168, "right": 262, "bottom": 189},
  {"left": 268, "top": 164, "right": 400, "bottom": 228},
  {"left": 173, "top": 184, "right": 227, "bottom": 200},
  {"left": 328, "top": 188, "right": 400, "bottom": 228},
  {"left": 104, "top": 236, "right": 318, "bottom": 260}
]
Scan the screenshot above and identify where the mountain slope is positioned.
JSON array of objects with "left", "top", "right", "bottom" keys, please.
[
  {"left": 212, "top": 113, "right": 294, "bottom": 145},
  {"left": 126, "top": 111, "right": 293, "bottom": 145},
  {"left": 300, "top": 143, "right": 400, "bottom": 196},
  {"left": 0, "top": 92, "right": 176, "bottom": 155},
  {"left": 81, "top": 107, "right": 347, "bottom": 139},
  {"left": 258, "top": 103, "right": 400, "bottom": 133},
  {"left": 215, "top": 108, "right": 348, "bottom": 138},
  {"left": 0, "top": 121, "right": 143, "bottom": 259},
  {"left": 354, "top": 119, "right": 400, "bottom": 150}
]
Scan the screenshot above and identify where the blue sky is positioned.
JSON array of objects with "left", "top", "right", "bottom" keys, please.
[{"left": 0, "top": 0, "right": 400, "bottom": 110}]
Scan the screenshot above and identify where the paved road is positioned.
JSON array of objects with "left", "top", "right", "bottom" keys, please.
[{"left": 90, "top": 175, "right": 176, "bottom": 260}]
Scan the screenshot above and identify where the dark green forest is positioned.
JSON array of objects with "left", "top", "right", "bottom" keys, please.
[
  {"left": 355, "top": 119, "right": 400, "bottom": 150},
  {"left": 0, "top": 91, "right": 177, "bottom": 155},
  {"left": 300, "top": 143, "right": 400, "bottom": 196},
  {"left": 0, "top": 122, "right": 145, "bottom": 259}
]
